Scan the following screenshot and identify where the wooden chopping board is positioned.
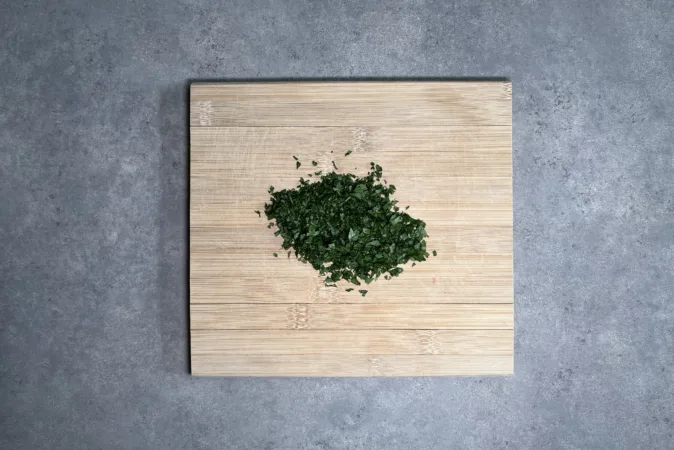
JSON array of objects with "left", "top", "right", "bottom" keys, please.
[{"left": 190, "top": 81, "right": 513, "bottom": 376}]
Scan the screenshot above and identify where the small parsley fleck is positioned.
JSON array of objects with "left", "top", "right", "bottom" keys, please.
[
  {"left": 273, "top": 253, "right": 278, "bottom": 257},
  {"left": 359, "top": 290, "right": 368, "bottom": 297},
  {"left": 432, "top": 250, "right": 437, "bottom": 256},
  {"left": 345, "top": 288, "right": 354, "bottom": 292},
  {"left": 312, "top": 161, "right": 318, "bottom": 166},
  {"left": 254, "top": 210, "right": 261, "bottom": 217},
  {"left": 332, "top": 161, "right": 338, "bottom": 170},
  {"left": 345, "top": 149, "right": 353, "bottom": 156},
  {"left": 293, "top": 156, "right": 298, "bottom": 161},
  {"left": 296, "top": 161, "right": 301, "bottom": 169}
]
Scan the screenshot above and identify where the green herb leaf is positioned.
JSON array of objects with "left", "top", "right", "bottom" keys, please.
[
  {"left": 345, "top": 150, "right": 353, "bottom": 156},
  {"left": 332, "top": 161, "right": 338, "bottom": 170},
  {"left": 432, "top": 250, "right": 437, "bottom": 256},
  {"left": 293, "top": 156, "right": 298, "bottom": 161},
  {"left": 296, "top": 161, "right": 301, "bottom": 169},
  {"left": 254, "top": 210, "right": 261, "bottom": 217},
  {"left": 273, "top": 253, "right": 278, "bottom": 257},
  {"left": 312, "top": 161, "right": 318, "bottom": 166},
  {"left": 263, "top": 160, "right": 431, "bottom": 288},
  {"left": 345, "top": 288, "right": 354, "bottom": 292},
  {"left": 359, "top": 290, "right": 368, "bottom": 297}
]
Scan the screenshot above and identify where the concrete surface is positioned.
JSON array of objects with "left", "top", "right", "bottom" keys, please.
[{"left": 1, "top": 0, "right": 673, "bottom": 448}]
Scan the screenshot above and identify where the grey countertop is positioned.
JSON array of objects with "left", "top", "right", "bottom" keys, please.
[{"left": 1, "top": 1, "right": 673, "bottom": 449}]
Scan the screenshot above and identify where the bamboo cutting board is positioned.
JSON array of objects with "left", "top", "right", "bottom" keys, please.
[{"left": 190, "top": 81, "right": 513, "bottom": 376}]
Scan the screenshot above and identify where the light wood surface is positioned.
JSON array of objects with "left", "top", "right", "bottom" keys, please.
[
  {"left": 190, "top": 304, "right": 513, "bottom": 330},
  {"left": 191, "top": 330, "right": 513, "bottom": 355},
  {"left": 190, "top": 82, "right": 511, "bottom": 127},
  {"left": 190, "top": 81, "right": 513, "bottom": 376},
  {"left": 191, "top": 355, "right": 514, "bottom": 377}
]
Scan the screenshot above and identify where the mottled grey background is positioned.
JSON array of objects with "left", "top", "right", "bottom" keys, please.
[{"left": 1, "top": 1, "right": 673, "bottom": 449}]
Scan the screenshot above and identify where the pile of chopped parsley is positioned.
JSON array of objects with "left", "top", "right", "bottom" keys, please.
[{"left": 259, "top": 154, "right": 433, "bottom": 295}]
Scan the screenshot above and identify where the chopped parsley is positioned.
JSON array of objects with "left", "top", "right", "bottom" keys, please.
[{"left": 263, "top": 161, "right": 431, "bottom": 290}]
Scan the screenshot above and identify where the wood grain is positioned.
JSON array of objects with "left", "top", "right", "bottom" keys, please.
[
  {"left": 191, "top": 330, "right": 513, "bottom": 355},
  {"left": 190, "top": 304, "right": 513, "bottom": 330},
  {"left": 191, "top": 354, "right": 514, "bottom": 377},
  {"left": 190, "top": 126, "right": 512, "bottom": 177},
  {"left": 189, "top": 81, "right": 513, "bottom": 376},
  {"left": 190, "top": 82, "right": 511, "bottom": 127}
]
